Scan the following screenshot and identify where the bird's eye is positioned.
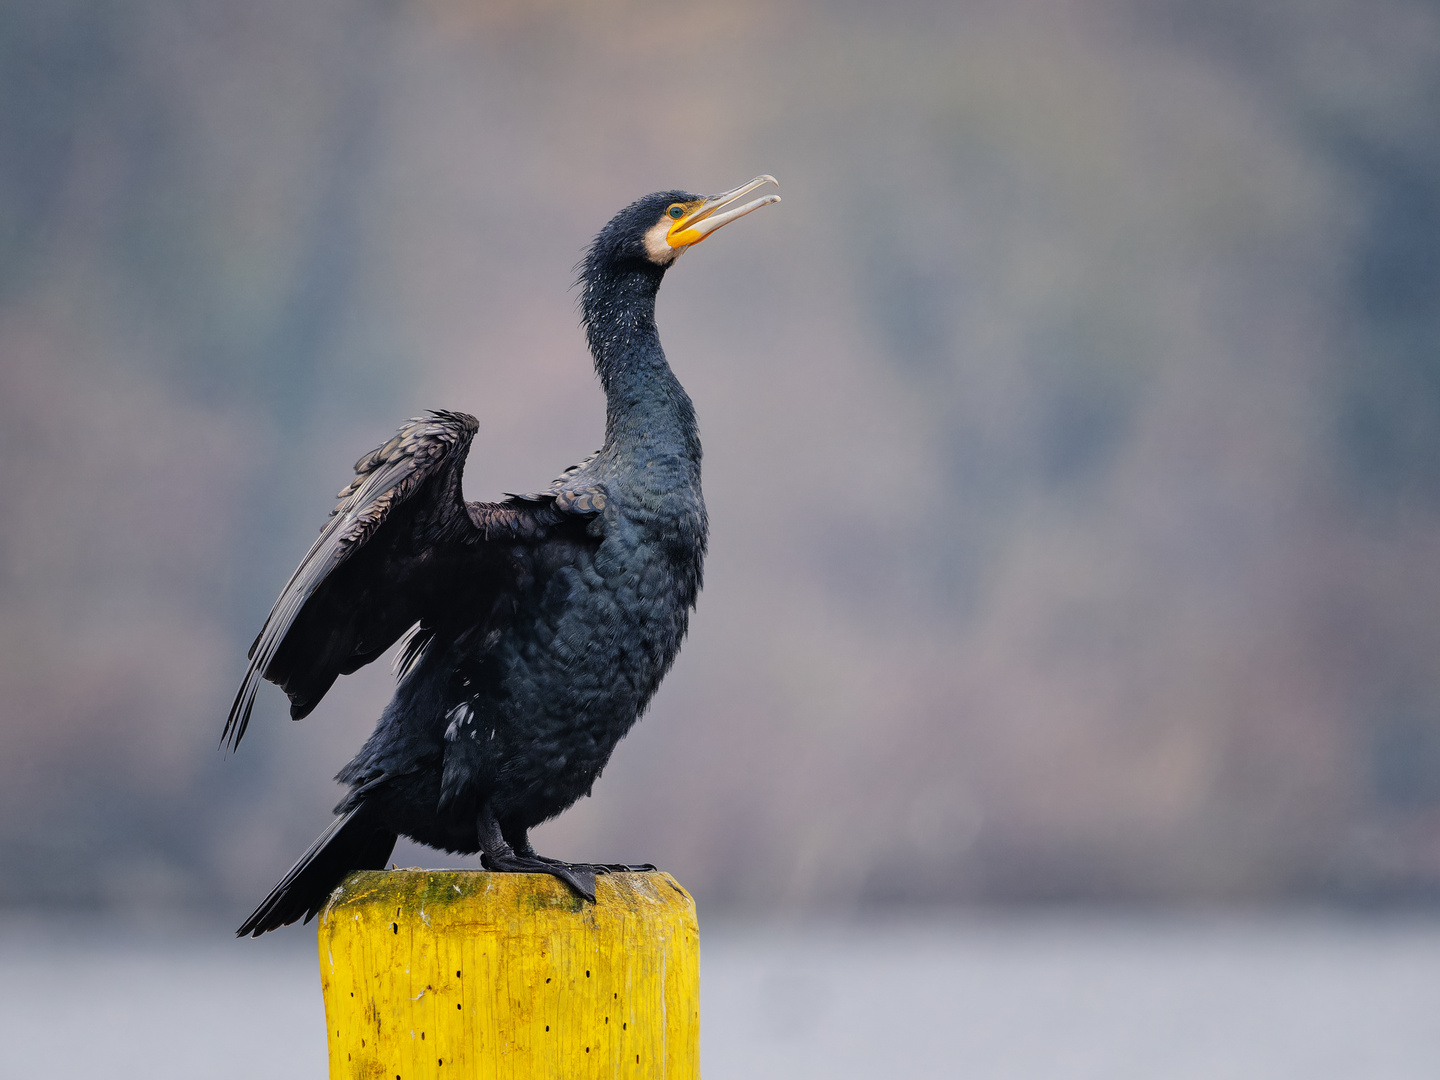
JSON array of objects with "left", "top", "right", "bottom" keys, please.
[{"left": 667, "top": 205, "right": 685, "bottom": 220}]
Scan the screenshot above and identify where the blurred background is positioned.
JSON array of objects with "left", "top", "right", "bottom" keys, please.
[{"left": 3, "top": 0, "right": 1440, "bottom": 1074}]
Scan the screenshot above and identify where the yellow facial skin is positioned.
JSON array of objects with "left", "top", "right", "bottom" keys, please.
[
  {"left": 664, "top": 200, "right": 709, "bottom": 247},
  {"left": 665, "top": 175, "right": 780, "bottom": 250}
]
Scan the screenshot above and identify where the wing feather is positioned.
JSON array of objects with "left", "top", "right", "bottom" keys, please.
[
  {"left": 223, "top": 412, "right": 606, "bottom": 753},
  {"left": 222, "top": 412, "right": 478, "bottom": 750}
]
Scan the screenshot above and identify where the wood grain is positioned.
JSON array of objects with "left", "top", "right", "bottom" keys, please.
[{"left": 318, "top": 870, "right": 699, "bottom": 1079}]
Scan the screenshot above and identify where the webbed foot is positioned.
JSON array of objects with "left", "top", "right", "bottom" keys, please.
[
  {"left": 578, "top": 864, "right": 659, "bottom": 881},
  {"left": 480, "top": 849, "right": 597, "bottom": 902},
  {"left": 485, "top": 815, "right": 657, "bottom": 901}
]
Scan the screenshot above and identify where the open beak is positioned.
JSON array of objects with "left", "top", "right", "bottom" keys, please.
[{"left": 667, "top": 175, "right": 781, "bottom": 248}]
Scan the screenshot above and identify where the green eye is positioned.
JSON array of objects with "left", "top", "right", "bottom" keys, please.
[{"left": 668, "top": 204, "right": 685, "bottom": 220}]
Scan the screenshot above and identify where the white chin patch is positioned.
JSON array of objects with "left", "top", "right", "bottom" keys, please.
[{"left": 643, "top": 218, "right": 682, "bottom": 264}]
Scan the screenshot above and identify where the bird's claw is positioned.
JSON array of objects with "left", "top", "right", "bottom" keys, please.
[
  {"left": 531, "top": 854, "right": 657, "bottom": 874},
  {"left": 481, "top": 850, "right": 597, "bottom": 902},
  {"left": 551, "top": 864, "right": 597, "bottom": 902}
]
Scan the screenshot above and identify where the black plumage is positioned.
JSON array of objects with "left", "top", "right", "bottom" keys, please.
[{"left": 226, "top": 178, "right": 779, "bottom": 936}]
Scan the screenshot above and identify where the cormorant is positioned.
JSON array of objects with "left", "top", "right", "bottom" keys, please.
[{"left": 224, "top": 177, "right": 779, "bottom": 936}]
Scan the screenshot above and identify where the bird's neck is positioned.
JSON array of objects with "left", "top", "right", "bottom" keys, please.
[{"left": 584, "top": 264, "right": 701, "bottom": 462}]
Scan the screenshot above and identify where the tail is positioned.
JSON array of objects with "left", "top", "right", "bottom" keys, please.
[{"left": 237, "top": 806, "right": 397, "bottom": 937}]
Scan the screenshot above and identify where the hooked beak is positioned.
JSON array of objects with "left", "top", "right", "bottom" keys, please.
[{"left": 667, "top": 175, "right": 781, "bottom": 248}]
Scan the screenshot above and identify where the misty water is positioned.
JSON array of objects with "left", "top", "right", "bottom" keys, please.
[{"left": 3, "top": 912, "right": 1438, "bottom": 1078}]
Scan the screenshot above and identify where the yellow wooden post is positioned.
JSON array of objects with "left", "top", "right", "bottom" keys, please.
[{"left": 317, "top": 870, "right": 700, "bottom": 1080}]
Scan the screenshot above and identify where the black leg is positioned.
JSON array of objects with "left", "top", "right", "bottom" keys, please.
[
  {"left": 478, "top": 806, "right": 596, "bottom": 901},
  {"left": 496, "top": 819, "right": 656, "bottom": 884},
  {"left": 500, "top": 821, "right": 538, "bottom": 858}
]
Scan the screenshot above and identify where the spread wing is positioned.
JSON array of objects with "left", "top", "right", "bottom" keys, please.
[{"left": 222, "top": 410, "right": 596, "bottom": 751}]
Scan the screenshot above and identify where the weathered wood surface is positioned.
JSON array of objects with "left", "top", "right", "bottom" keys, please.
[{"left": 318, "top": 870, "right": 699, "bottom": 1079}]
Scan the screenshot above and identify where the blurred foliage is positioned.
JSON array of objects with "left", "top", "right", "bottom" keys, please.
[{"left": 2, "top": 0, "right": 1439, "bottom": 912}]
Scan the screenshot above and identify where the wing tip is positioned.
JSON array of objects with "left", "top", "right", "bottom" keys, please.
[
  {"left": 425, "top": 408, "right": 479, "bottom": 434},
  {"left": 221, "top": 674, "right": 260, "bottom": 753}
]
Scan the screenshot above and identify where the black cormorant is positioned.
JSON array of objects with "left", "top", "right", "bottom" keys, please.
[{"left": 225, "top": 176, "right": 779, "bottom": 936}]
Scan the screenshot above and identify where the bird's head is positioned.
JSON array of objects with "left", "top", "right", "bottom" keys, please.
[{"left": 586, "top": 175, "right": 780, "bottom": 275}]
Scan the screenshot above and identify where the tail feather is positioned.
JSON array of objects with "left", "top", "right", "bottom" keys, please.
[{"left": 237, "top": 807, "right": 397, "bottom": 937}]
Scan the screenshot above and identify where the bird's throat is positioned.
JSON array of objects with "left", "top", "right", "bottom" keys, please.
[{"left": 583, "top": 266, "right": 700, "bottom": 460}]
